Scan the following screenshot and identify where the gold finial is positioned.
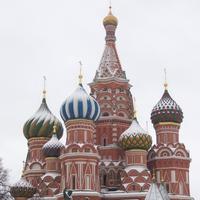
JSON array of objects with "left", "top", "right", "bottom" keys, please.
[
  {"left": 78, "top": 61, "right": 83, "bottom": 84},
  {"left": 109, "top": 0, "right": 112, "bottom": 13},
  {"left": 164, "top": 68, "right": 168, "bottom": 90},
  {"left": 53, "top": 124, "right": 57, "bottom": 134},
  {"left": 43, "top": 76, "right": 47, "bottom": 98}
]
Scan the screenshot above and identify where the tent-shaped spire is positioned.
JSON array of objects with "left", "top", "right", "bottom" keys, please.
[
  {"left": 159, "top": 183, "right": 170, "bottom": 200},
  {"left": 145, "top": 182, "right": 165, "bottom": 200},
  {"left": 94, "top": 7, "right": 127, "bottom": 81}
]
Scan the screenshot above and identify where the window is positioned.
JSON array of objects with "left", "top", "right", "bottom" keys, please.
[
  {"left": 118, "top": 113, "right": 124, "bottom": 117},
  {"left": 103, "top": 174, "right": 107, "bottom": 186},
  {"left": 72, "top": 148, "right": 78, "bottom": 152},
  {"left": 72, "top": 175, "right": 76, "bottom": 189},
  {"left": 103, "top": 138, "right": 107, "bottom": 146},
  {"left": 102, "top": 112, "right": 109, "bottom": 116},
  {"left": 103, "top": 88, "right": 108, "bottom": 92},
  {"left": 85, "top": 148, "right": 91, "bottom": 153}
]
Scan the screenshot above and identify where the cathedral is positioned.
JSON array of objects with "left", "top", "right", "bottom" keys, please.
[{"left": 10, "top": 6, "right": 193, "bottom": 200}]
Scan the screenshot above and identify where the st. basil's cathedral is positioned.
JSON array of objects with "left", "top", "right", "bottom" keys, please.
[{"left": 10, "top": 6, "right": 193, "bottom": 200}]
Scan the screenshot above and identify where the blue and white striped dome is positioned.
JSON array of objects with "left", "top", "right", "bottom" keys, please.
[{"left": 60, "top": 84, "right": 100, "bottom": 122}]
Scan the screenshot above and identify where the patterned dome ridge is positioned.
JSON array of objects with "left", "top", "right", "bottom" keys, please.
[
  {"left": 151, "top": 89, "right": 183, "bottom": 125},
  {"left": 42, "top": 134, "right": 64, "bottom": 157},
  {"left": 119, "top": 118, "right": 152, "bottom": 151},
  {"left": 10, "top": 177, "right": 36, "bottom": 198}
]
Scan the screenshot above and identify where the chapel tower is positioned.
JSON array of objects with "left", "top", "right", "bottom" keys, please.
[
  {"left": 22, "top": 88, "right": 63, "bottom": 188},
  {"left": 59, "top": 74, "right": 101, "bottom": 200},
  {"left": 147, "top": 79, "right": 191, "bottom": 199},
  {"left": 89, "top": 7, "right": 134, "bottom": 189}
]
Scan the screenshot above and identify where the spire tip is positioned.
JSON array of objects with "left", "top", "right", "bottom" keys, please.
[
  {"left": 78, "top": 61, "right": 83, "bottom": 84},
  {"left": 164, "top": 68, "right": 168, "bottom": 90}
]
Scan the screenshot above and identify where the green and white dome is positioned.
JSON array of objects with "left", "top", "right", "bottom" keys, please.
[{"left": 23, "top": 98, "right": 63, "bottom": 140}]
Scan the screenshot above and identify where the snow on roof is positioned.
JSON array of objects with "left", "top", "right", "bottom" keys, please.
[
  {"left": 159, "top": 183, "right": 170, "bottom": 200},
  {"left": 145, "top": 182, "right": 164, "bottom": 200},
  {"left": 125, "top": 165, "right": 148, "bottom": 173}
]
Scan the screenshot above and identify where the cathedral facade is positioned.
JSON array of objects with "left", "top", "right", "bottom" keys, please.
[{"left": 10, "top": 7, "right": 193, "bottom": 200}]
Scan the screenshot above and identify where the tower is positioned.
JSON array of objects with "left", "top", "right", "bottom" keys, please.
[
  {"left": 59, "top": 74, "right": 101, "bottom": 200},
  {"left": 89, "top": 7, "right": 134, "bottom": 189},
  {"left": 147, "top": 80, "right": 191, "bottom": 199},
  {"left": 119, "top": 113, "right": 152, "bottom": 193},
  {"left": 39, "top": 126, "right": 64, "bottom": 196},
  {"left": 22, "top": 88, "right": 63, "bottom": 189}
]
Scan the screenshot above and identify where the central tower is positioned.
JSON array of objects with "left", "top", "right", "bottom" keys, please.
[{"left": 89, "top": 7, "right": 134, "bottom": 189}]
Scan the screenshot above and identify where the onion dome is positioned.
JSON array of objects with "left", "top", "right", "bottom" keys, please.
[
  {"left": 118, "top": 117, "right": 152, "bottom": 151},
  {"left": 10, "top": 177, "right": 36, "bottom": 198},
  {"left": 60, "top": 83, "right": 100, "bottom": 122},
  {"left": 151, "top": 89, "right": 183, "bottom": 125},
  {"left": 103, "top": 6, "right": 118, "bottom": 27},
  {"left": 42, "top": 126, "right": 64, "bottom": 157},
  {"left": 23, "top": 97, "right": 63, "bottom": 140}
]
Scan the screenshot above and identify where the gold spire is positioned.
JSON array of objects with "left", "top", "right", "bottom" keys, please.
[
  {"left": 22, "top": 161, "right": 26, "bottom": 176},
  {"left": 133, "top": 97, "right": 137, "bottom": 119},
  {"left": 152, "top": 169, "right": 156, "bottom": 182},
  {"left": 43, "top": 76, "right": 46, "bottom": 99},
  {"left": 161, "top": 171, "right": 164, "bottom": 183},
  {"left": 164, "top": 68, "right": 168, "bottom": 90},
  {"left": 78, "top": 61, "right": 83, "bottom": 84}
]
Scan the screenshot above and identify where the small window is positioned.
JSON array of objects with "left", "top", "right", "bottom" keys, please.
[
  {"left": 103, "top": 138, "right": 107, "bottom": 146},
  {"left": 103, "top": 88, "right": 108, "bottom": 92},
  {"left": 103, "top": 174, "right": 107, "bottom": 186},
  {"left": 85, "top": 148, "right": 91, "bottom": 153},
  {"left": 102, "top": 112, "right": 109, "bottom": 116},
  {"left": 72, "top": 175, "right": 76, "bottom": 189},
  {"left": 72, "top": 148, "right": 78, "bottom": 152},
  {"left": 118, "top": 113, "right": 124, "bottom": 117}
]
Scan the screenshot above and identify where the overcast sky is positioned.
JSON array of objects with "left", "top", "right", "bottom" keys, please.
[{"left": 0, "top": 0, "right": 199, "bottom": 199}]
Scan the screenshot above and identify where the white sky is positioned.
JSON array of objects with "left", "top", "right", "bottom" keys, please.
[{"left": 0, "top": 0, "right": 199, "bottom": 199}]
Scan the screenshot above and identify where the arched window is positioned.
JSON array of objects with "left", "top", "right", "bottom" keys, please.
[
  {"left": 72, "top": 175, "right": 76, "bottom": 189},
  {"left": 103, "top": 174, "right": 107, "bottom": 186},
  {"left": 118, "top": 113, "right": 124, "bottom": 117},
  {"left": 103, "top": 138, "right": 107, "bottom": 146},
  {"left": 102, "top": 112, "right": 109, "bottom": 116}
]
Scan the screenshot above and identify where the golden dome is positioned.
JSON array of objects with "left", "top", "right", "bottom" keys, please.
[{"left": 103, "top": 6, "right": 118, "bottom": 26}]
